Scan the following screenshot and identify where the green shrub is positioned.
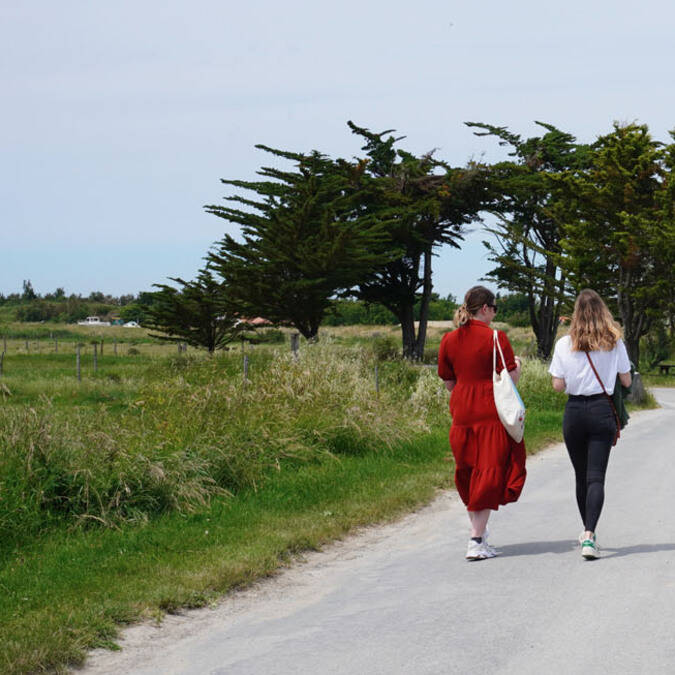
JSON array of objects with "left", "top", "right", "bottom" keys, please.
[
  {"left": 371, "top": 335, "right": 400, "bottom": 361},
  {"left": 504, "top": 311, "right": 531, "bottom": 327},
  {"left": 641, "top": 322, "right": 672, "bottom": 369}
]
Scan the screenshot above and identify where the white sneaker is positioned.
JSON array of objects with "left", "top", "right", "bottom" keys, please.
[
  {"left": 466, "top": 539, "right": 487, "bottom": 560},
  {"left": 581, "top": 538, "right": 600, "bottom": 560},
  {"left": 465, "top": 539, "right": 497, "bottom": 561}
]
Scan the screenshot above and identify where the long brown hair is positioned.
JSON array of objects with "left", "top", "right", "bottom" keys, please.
[
  {"left": 568, "top": 289, "right": 622, "bottom": 351},
  {"left": 453, "top": 285, "right": 495, "bottom": 327}
]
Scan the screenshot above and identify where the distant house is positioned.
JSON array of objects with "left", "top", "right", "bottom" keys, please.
[
  {"left": 77, "top": 316, "right": 111, "bottom": 326},
  {"left": 249, "top": 317, "right": 273, "bottom": 326},
  {"left": 234, "top": 317, "right": 273, "bottom": 327}
]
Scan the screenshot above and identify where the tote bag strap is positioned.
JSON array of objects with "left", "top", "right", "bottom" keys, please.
[{"left": 493, "top": 329, "right": 507, "bottom": 372}]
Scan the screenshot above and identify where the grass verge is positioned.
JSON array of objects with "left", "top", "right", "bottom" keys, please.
[{"left": 1, "top": 431, "right": 453, "bottom": 673}]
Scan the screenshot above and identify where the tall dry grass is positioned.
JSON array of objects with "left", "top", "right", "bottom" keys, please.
[{"left": 0, "top": 346, "right": 432, "bottom": 544}]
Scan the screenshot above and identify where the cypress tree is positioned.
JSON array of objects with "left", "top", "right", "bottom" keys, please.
[
  {"left": 558, "top": 123, "right": 675, "bottom": 365},
  {"left": 143, "top": 267, "right": 242, "bottom": 353},
  {"left": 347, "top": 122, "right": 488, "bottom": 359},
  {"left": 206, "top": 146, "right": 400, "bottom": 340},
  {"left": 467, "top": 121, "right": 592, "bottom": 359}
]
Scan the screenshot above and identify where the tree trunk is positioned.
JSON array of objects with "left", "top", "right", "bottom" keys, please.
[
  {"left": 412, "top": 249, "right": 434, "bottom": 361},
  {"left": 535, "top": 295, "right": 557, "bottom": 360},
  {"left": 624, "top": 334, "right": 640, "bottom": 368},
  {"left": 526, "top": 256, "right": 561, "bottom": 361},
  {"left": 617, "top": 276, "right": 641, "bottom": 366},
  {"left": 304, "top": 328, "right": 319, "bottom": 342},
  {"left": 293, "top": 317, "right": 321, "bottom": 342},
  {"left": 399, "top": 303, "right": 416, "bottom": 359}
]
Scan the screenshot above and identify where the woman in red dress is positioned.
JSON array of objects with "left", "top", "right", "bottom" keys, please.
[{"left": 438, "top": 286, "right": 527, "bottom": 560}]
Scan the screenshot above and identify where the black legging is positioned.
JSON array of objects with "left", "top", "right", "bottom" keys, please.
[{"left": 562, "top": 394, "right": 617, "bottom": 533}]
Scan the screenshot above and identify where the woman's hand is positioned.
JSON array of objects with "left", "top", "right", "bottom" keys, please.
[
  {"left": 444, "top": 379, "right": 456, "bottom": 393},
  {"left": 551, "top": 376, "right": 566, "bottom": 392},
  {"left": 509, "top": 356, "right": 522, "bottom": 385}
]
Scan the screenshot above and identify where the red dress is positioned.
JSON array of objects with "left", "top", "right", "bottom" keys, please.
[{"left": 437, "top": 319, "right": 527, "bottom": 511}]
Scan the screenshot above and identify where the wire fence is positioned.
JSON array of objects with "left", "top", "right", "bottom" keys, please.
[{"left": 0, "top": 332, "right": 392, "bottom": 392}]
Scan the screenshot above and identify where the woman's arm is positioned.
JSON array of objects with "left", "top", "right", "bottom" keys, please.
[
  {"left": 616, "top": 340, "right": 632, "bottom": 389},
  {"left": 551, "top": 377, "right": 566, "bottom": 392},
  {"left": 444, "top": 379, "right": 456, "bottom": 393}
]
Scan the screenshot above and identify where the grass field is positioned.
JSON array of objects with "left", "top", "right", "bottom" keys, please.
[{"left": 0, "top": 321, "right": 660, "bottom": 673}]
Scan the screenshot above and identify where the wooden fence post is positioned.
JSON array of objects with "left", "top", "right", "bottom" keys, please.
[
  {"left": 100, "top": 340, "right": 104, "bottom": 356},
  {"left": 243, "top": 354, "right": 249, "bottom": 382},
  {"left": 93, "top": 343, "right": 98, "bottom": 372},
  {"left": 54, "top": 339, "right": 58, "bottom": 353},
  {"left": 25, "top": 339, "right": 29, "bottom": 352},
  {"left": 76, "top": 344, "right": 81, "bottom": 382},
  {"left": 114, "top": 338, "right": 117, "bottom": 355},
  {"left": 291, "top": 333, "right": 300, "bottom": 360},
  {"left": 375, "top": 364, "right": 380, "bottom": 398},
  {"left": 0, "top": 351, "right": 4, "bottom": 377}
]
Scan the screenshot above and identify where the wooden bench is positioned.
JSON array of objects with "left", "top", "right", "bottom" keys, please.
[{"left": 658, "top": 363, "right": 675, "bottom": 375}]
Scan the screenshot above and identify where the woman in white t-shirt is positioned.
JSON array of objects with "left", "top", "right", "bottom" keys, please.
[{"left": 549, "top": 289, "right": 631, "bottom": 560}]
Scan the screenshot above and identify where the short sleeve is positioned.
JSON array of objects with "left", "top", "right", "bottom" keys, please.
[
  {"left": 548, "top": 339, "right": 564, "bottom": 378},
  {"left": 496, "top": 330, "right": 517, "bottom": 373},
  {"left": 616, "top": 339, "right": 631, "bottom": 373},
  {"left": 437, "top": 333, "right": 456, "bottom": 381}
]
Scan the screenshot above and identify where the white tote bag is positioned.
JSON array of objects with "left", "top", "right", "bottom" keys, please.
[{"left": 493, "top": 330, "right": 526, "bottom": 443}]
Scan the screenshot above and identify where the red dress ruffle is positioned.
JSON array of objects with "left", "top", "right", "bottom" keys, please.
[{"left": 438, "top": 320, "right": 526, "bottom": 511}]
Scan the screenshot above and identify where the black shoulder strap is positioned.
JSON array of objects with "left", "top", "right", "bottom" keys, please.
[{"left": 585, "top": 352, "right": 621, "bottom": 441}]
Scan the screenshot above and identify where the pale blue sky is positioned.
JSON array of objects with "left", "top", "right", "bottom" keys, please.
[{"left": 2, "top": 0, "right": 674, "bottom": 299}]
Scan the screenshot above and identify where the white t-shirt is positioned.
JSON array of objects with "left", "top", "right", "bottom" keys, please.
[{"left": 548, "top": 335, "right": 631, "bottom": 395}]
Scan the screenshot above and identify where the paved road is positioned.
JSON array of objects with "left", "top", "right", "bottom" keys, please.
[{"left": 84, "top": 389, "right": 675, "bottom": 674}]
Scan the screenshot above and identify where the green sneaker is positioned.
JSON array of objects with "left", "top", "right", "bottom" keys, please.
[{"left": 581, "top": 538, "right": 600, "bottom": 560}]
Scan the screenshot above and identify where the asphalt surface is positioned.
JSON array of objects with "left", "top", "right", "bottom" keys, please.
[{"left": 83, "top": 388, "right": 675, "bottom": 675}]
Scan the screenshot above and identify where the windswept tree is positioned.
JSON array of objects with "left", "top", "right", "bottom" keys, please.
[
  {"left": 558, "top": 122, "right": 675, "bottom": 365},
  {"left": 206, "top": 146, "right": 400, "bottom": 341},
  {"left": 347, "top": 122, "right": 488, "bottom": 359},
  {"left": 466, "top": 121, "right": 592, "bottom": 359},
  {"left": 660, "top": 130, "right": 675, "bottom": 338},
  {"left": 143, "top": 267, "right": 242, "bottom": 353}
]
